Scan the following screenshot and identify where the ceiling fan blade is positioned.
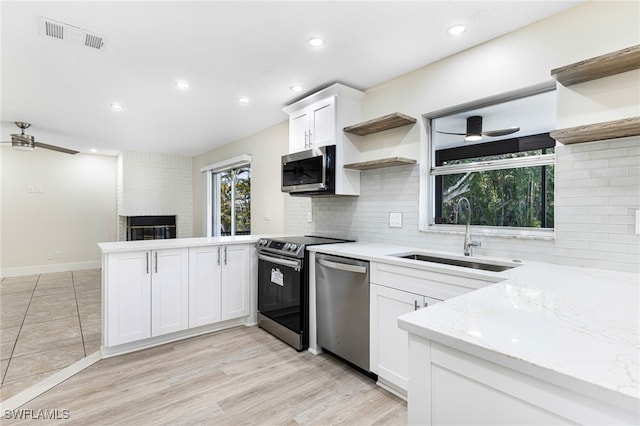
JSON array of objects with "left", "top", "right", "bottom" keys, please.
[
  {"left": 34, "top": 142, "right": 79, "bottom": 155},
  {"left": 436, "top": 130, "right": 466, "bottom": 136},
  {"left": 482, "top": 127, "right": 520, "bottom": 137}
]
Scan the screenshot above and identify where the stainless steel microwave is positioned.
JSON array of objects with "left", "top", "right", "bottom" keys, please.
[{"left": 281, "top": 145, "right": 335, "bottom": 196}]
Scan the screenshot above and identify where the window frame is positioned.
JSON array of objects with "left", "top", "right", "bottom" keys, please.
[
  {"left": 201, "top": 154, "right": 252, "bottom": 237},
  {"left": 419, "top": 83, "right": 557, "bottom": 240}
]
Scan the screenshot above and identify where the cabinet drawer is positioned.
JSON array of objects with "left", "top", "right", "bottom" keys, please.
[{"left": 372, "top": 262, "right": 498, "bottom": 300}]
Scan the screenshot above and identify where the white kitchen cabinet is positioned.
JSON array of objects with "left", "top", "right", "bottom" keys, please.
[
  {"left": 288, "top": 97, "right": 335, "bottom": 152},
  {"left": 371, "top": 283, "right": 441, "bottom": 395},
  {"left": 369, "top": 260, "right": 499, "bottom": 396},
  {"left": 221, "top": 244, "right": 250, "bottom": 320},
  {"left": 188, "top": 244, "right": 251, "bottom": 327},
  {"left": 188, "top": 245, "right": 222, "bottom": 327},
  {"left": 105, "top": 247, "right": 189, "bottom": 346},
  {"left": 283, "top": 83, "right": 365, "bottom": 196}
]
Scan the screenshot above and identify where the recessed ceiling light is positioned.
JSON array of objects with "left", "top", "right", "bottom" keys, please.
[
  {"left": 448, "top": 25, "right": 466, "bottom": 36},
  {"left": 90, "top": 148, "right": 98, "bottom": 153},
  {"left": 238, "top": 96, "right": 250, "bottom": 104},
  {"left": 290, "top": 85, "right": 303, "bottom": 92},
  {"left": 174, "top": 80, "right": 189, "bottom": 90},
  {"left": 110, "top": 103, "right": 124, "bottom": 111},
  {"left": 308, "top": 37, "right": 324, "bottom": 47}
]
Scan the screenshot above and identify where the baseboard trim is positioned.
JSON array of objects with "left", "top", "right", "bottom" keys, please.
[
  {"left": 0, "top": 261, "right": 101, "bottom": 278},
  {"left": 0, "top": 351, "right": 101, "bottom": 412}
]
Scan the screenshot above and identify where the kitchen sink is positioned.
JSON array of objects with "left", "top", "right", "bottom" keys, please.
[{"left": 391, "top": 252, "right": 520, "bottom": 272}]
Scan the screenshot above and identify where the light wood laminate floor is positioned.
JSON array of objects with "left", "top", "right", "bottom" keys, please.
[
  {"left": 6, "top": 326, "right": 406, "bottom": 425},
  {"left": 1, "top": 270, "right": 101, "bottom": 400}
]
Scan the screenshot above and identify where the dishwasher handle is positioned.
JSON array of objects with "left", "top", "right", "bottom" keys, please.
[{"left": 317, "top": 258, "right": 367, "bottom": 274}]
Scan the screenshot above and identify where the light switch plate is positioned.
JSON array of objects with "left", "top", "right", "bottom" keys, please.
[
  {"left": 307, "top": 211, "right": 313, "bottom": 223},
  {"left": 389, "top": 212, "right": 402, "bottom": 228}
]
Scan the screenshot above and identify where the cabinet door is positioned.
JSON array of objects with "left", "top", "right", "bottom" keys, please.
[
  {"left": 106, "top": 251, "right": 151, "bottom": 346},
  {"left": 221, "top": 244, "right": 250, "bottom": 321},
  {"left": 309, "top": 97, "right": 335, "bottom": 148},
  {"left": 188, "top": 246, "right": 222, "bottom": 327},
  {"left": 289, "top": 109, "right": 310, "bottom": 152},
  {"left": 151, "top": 248, "right": 189, "bottom": 336},
  {"left": 374, "top": 285, "right": 423, "bottom": 392}
]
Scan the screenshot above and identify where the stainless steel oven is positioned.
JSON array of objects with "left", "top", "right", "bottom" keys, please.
[{"left": 256, "top": 236, "right": 351, "bottom": 351}]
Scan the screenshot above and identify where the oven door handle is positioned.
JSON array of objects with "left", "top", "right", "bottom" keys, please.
[{"left": 257, "top": 253, "right": 302, "bottom": 271}]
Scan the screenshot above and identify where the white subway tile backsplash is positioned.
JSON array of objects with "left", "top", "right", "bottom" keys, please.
[{"left": 282, "top": 137, "right": 639, "bottom": 273}]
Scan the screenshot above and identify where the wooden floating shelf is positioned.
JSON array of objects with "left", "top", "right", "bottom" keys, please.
[
  {"left": 343, "top": 157, "right": 417, "bottom": 170},
  {"left": 550, "top": 117, "right": 640, "bottom": 145},
  {"left": 344, "top": 112, "right": 417, "bottom": 136},
  {"left": 551, "top": 44, "right": 640, "bottom": 86}
]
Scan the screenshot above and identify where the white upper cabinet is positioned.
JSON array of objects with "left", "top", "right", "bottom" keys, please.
[
  {"left": 283, "top": 83, "right": 365, "bottom": 196},
  {"left": 289, "top": 97, "right": 336, "bottom": 152}
]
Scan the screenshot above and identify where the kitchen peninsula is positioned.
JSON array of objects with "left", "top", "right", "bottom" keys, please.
[{"left": 98, "top": 236, "right": 259, "bottom": 357}]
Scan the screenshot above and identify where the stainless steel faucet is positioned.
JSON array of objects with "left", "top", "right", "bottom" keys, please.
[{"left": 455, "top": 197, "right": 481, "bottom": 256}]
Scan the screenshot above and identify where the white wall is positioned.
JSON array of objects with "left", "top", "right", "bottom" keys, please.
[
  {"left": 192, "top": 121, "right": 288, "bottom": 237},
  {"left": 0, "top": 147, "right": 117, "bottom": 276},
  {"left": 117, "top": 151, "right": 193, "bottom": 239},
  {"left": 285, "top": 1, "right": 640, "bottom": 273}
]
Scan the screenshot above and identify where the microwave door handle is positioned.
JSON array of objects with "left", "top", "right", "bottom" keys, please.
[
  {"left": 317, "top": 258, "right": 367, "bottom": 274},
  {"left": 257, "top": 253, "right": 302, "bottom": 271}
]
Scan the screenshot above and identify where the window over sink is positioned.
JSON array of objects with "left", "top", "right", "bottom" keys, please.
[{"left": 423, "top": 87, "right": 557, "bottom": 237}]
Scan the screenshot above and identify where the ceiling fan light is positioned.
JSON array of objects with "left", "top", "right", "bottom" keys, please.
[{"left": 12, "top": 142, "right": 35, "bottom": 151}]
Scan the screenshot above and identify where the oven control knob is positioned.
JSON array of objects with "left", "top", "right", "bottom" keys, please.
[
  {"left": 284, "top": 243, "right": 291, "bottom": 250},
  {"left": 258, "top": 239, "right": 266, "bottom": 246},
  {"left": 289, "top": 244, "right": 298, "bottom": 251}
]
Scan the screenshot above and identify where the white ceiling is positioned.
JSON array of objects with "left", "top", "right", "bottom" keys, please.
[{"left": 1, "top": 1, "right": 581, "bottom": 157}]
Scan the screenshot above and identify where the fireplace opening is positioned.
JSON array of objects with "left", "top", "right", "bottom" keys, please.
[{"left": 126, "top": 215, "right": 176, "bottom": 241}]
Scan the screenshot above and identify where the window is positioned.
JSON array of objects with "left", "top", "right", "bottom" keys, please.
[
  {"left": 433, "top": 134, "right": 555, "bottom": 228},
  {"left": 212, "top": 166, "right": 251, "bottom": 236},
  {"left": 426, "top": 88, "right": 556, "bottom": 233},
  {"left": 202, "top": 155, "right": 252, "bottom": 237}
]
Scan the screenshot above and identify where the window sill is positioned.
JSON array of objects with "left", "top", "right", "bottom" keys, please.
[{"left": 426, "top": 224, "right": 555, "bottom": 241}]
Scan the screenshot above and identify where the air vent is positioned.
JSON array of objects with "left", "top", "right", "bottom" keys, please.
[{"left": 38, "top": 16, "right": 105, "bottom": 51}]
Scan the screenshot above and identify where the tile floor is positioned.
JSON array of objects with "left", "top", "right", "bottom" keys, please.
[{"left": 0, "top": 269, "right": 101, "bottom": 401}]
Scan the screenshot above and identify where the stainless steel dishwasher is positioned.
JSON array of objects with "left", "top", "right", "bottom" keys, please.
[{"left": 315, "top": 253, "right": 370, "bottom": 372}]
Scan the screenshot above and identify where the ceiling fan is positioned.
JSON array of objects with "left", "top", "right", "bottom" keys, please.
[
  {"left": 437, "top": 115, "right": 520, "bottom": 142},
  {"left": 1, "top": 122, "right": 79, "bottom": 155}
]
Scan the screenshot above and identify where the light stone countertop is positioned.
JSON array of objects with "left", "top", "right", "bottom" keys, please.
[
  {"left": 98, "top": 235, "right": 262, "bottom": 253},
  {"left": 308, "top": 242, "right": 640, "bottom": 414}
]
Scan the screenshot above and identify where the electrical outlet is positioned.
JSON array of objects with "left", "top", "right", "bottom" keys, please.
[
  {"left": 47, "top": 252, "right": 53, "bottom": 260},
  {"left": 27, "top": 185, "right": 35, "bottom": 193},
  {"left": 307, "top": 211, "right": 313, "bottom": 223},
  {"left": 389, "top": 212, "right": 403, "bottom": 228},
  {"left": 263, "top": 212, "right": 271, "bottom": 221},
  {"left": 36, "top": 185, "right": 44, "bottom": 193}
]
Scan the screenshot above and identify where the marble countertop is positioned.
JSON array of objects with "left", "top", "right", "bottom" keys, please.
[
  {"left": 308, "top": 242, "right": 640, "bottom": 413},
  {"left": 98, "top": 235, "right": 261, "bottom": 253}
]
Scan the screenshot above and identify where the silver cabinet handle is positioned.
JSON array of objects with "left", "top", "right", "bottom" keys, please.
[
  {"left": 224, "top": 246, "right": 228, "bottom": 265},
  {"left": 308, "top": 130, "right": 313, "bottom": 147},
  {"left": 154, "top": 251, "right": 158, "bottom": 273},
  {"left": 317, "top": 258, "right": 367, "bottom": 274},
  {"left": 146, "top": 252, "right": 149, "bottom": 274},
  {"left": 217, "top": 247, "right": 221, "bottom": 266}
]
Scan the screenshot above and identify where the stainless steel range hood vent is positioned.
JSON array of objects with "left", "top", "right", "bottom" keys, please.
[{"left": 39, "top": 16, "right": 105, "bottom": 51}]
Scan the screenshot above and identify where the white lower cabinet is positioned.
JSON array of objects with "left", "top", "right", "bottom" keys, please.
[
  {"left": 221, "top": 244, "right": 250, "bottom": 320},
  {"left": 188, "top": 244, "right": 251, "bottom": 326},
  {"left": 188, "top": 245, "right": 222, "bottom": 327},
  {"left": 371, "top": 283, "right": 441, "bottom": 394},
  {"left": 105, "top": 243, "right": 251, "bottom": 351},
  {"left": 106, "top": 248, "right": 189, "bottom": 346}
]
